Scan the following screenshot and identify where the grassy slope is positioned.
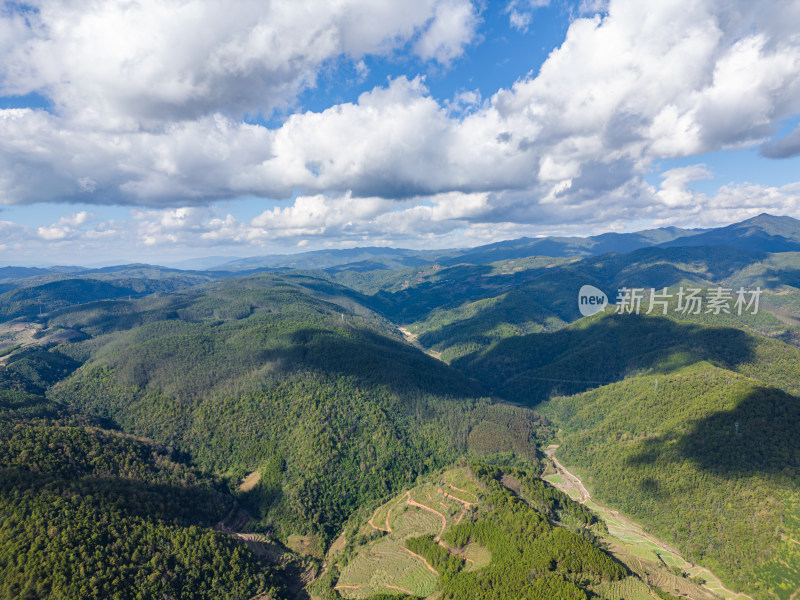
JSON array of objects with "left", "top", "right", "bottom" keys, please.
[{"left": 319, "top": 463, "right": 643, "bottom": 600}]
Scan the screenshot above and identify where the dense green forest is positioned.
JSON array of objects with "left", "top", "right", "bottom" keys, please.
[
  {"left": 459, "top": 310, "right": 800, "bottom": 404},
  {"left": 2, "top": 222, "right": 800, "bottom": 598},
  {"left": 37, "top": 275, "right": 550, "bottom": 548},
  {"left": 0, "top": 391, "right": 284, "bottom": 600},
  {"left": 438, "top": 463, "right": 626, "bottom": 600},
  {"left": 354, "top": 244, "right": 800, "bottom": 364}
]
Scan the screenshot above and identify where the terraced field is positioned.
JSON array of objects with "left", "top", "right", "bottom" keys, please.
[
  {"left": 336, "top": 466, "right": 490, "bottom": 598},
  {"left": 335, "top": 537, "right": 438, "bottom": 598},
  {"left": 592, "top": 576, "right": 661, "bottom": 600},
  {"left": 331, "top": 462, "right": 730, "bottom": 600}
]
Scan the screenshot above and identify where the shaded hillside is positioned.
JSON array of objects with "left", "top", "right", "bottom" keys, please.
[
  {"left": 459, "top": 312, "right": 800, "bottom": 404},
  {"left": 0, "top": 268, "right": 219, "bottom": 321},
  {"left": 0, "top": 279, "right": 141, "bottom": 320},
  {"left": 539, "top": 366, "right": 800, "bottom": 599},
  {"left": 385, "top": 245, "right": 799, "bottom": 363},
  {"left": 44, "top": 274, "right": 549, "bottom": 546}
]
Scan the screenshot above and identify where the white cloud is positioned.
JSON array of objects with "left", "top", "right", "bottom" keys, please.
[
  {"left": 506, "top": 0, "right": 550, "bottom": 31},
  {"left": 655, "top": 165, "right": 712, "bottom": 208},
  {"left": 1, "top": 0, "right": 479, "bottom": 124},
  {"left": 36, "top": 211, "right": 94, "bottom": 240},
  {"left": 508, "top": 10, "right": 532, "bottom": 32},
  {"left": 355, "top": 60, "right": 370, "bottom": 82},
  {"left": 649, "top": 180, "right": 800, "bottom": 230},
  {"left": 413, "top": 0, "right": 481, "bottom": 65},
  {"left": 579, "top": 0, "right": 609, "bottom": 15},
  {"left": 0, "top": 0, "right": 799, "bottom": 251},
  {"left": 445, "top": 89, "right": 482, "bottom": 114}
]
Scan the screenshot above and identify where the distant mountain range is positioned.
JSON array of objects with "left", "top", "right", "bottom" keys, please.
[
  {"left": 2, "top": 213, "right": 799, "bottom": 277},
  {"left": 660, "top": 212, "right": 800, "bottom": 252},
  {"left": 210, "top": 246, "right": 450, "bottom": 271},
  {"left": 200, "top": 213, "right": 800, "bottom": 271}
]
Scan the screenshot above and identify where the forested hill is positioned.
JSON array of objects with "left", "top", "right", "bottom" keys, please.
[
  {"left": 459, "top": 310, "right": 800, "bottom": 404},
  {"left": 0, "top": 390, "right": 286, "bottom": 600},
  {"left": 538, "top": 365, "right": 800, "bottom": 597},
  {"left": 30, "top": 273, "right": 549, "bottom": 550},
  {"left": 2, "top": 217, "right": 800, "bottom": 598}
]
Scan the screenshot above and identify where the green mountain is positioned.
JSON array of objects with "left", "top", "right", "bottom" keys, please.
[
  {"left": 376, "top": 244, "right": 799, "bottom": 364},
  {"left": 0, "top": 267, "right": 220, "bottom": 320},
  {"left": 459, "top": 311, "right": 800, "bottom": 403},
  {"left": 213, "top": 247, "right": 449, "bottom": 272},
  {"left": 213, "top": 222, "right": 705, "bottom": 272},
  {"left": 661, "top": 213, "right": 800, "bottom": 252},
  {"left": 0, "top": 391, "right": 286, "bottom": 600},
  {"left": 538, "top": 364, "right": 800, "bottom": 599},
  {"left": 3, "top": 214, "right": 800, "bottom": 599},
  {"left": 436, "top": 225, "right": 703, "bottom": 265},
  {"left": 37, "top": 273, "right": 547, "bottom": 550}
]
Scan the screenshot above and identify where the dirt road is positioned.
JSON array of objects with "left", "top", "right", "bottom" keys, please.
[{"left": 545, "top": 445, "right": 753, "bottom": 600}]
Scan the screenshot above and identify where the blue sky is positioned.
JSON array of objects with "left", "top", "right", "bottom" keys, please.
[{"left": 1, "top": 0, "right": 800, "bottom": 265}]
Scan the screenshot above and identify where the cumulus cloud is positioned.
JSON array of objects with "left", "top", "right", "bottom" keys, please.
[
  {"left": 118, "top": 191, "right": 498, "bottom": 251},
  {"left": 413, "top": 0, "right": 480, "bottom": 64},
  {"left": 36, "top": 211, "right": 95, "bottom": 240},
  {"left": 1, "top": 0, "right": 479, "bottom": 124},
  {"left": 5, "top": 176, "right": 800, "bottom": 263},
  {"left": 649, "top": 180, "right": 800, "bottom": 230},
  {"left": 0, "top": 0, "right": 799, "bottom": 249},
  {"left": 655, "top": 166, "right": 713, "bottom": 208}
]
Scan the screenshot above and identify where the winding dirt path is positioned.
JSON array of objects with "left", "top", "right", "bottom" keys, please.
[
  {"left": 367, "top": 510, "right": 383, "bottom": 532},
  {"left": 546, "top": 445, "right": 753, "bottom": 600},
  {"left": 383, "top": 584, "right": 415, "bottom": 595},
  {"left": 447, "top": 483, "right": 478, "bottom": 499},
  {"left": 406, "top": 492, "right": 447, "bottom": 540},
  {"left": 545, "top": 448, "right": 592, "bottom": 503},
  {"left": 403, "top": 546, "right": 439, "bottom": 576},
  {"left": 441, "top": 490, "right": 475, "bottom": 507},
  {"left": 368, "top": 505, "right": 391, "bottom": 533}
]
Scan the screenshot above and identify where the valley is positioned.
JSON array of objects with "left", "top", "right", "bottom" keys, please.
[
  {"left": 545, "top": 446, "right": 752, "bottom": 600},
  {"left": 1, "top": 214, "right": 800, "bottom": 599}
]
